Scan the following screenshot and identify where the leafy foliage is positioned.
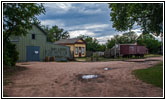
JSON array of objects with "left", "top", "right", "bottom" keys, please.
[
  {"left": 3, "top": 40, "right": 19, "bottom": 66},
  {"left": 109, "top": 3, "right": 163, "bottom": 36},
  {"left": 78, "top": 35, "right": 106, "bottom": 52},
  {"left": 3, "top": 3, "right": 45, "bottom": 41},
  {"left": 106, "top": 31, "right": 138, "bottom": 49},
  {"left": 106, "top": 39, "right": 116, "bottom": 49},
  {"left": 41, "top": 25, "right": 70, "bottom": 42},
  {"left": 137, "top": 34, "right": 161, "bottom": 54},
  {"left": 3, "top": 3, "right": 45, "bottom": 66},
  {"left": 98, "top": 44, "right": 106, "bottom": 51}
]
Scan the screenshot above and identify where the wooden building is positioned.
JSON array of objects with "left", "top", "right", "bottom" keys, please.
[
  {"left": 54, "top": 38, "right": 86, "bottom": 57},
  {"left": 10, "top": 24, "right": 71, "bottom": 62}
]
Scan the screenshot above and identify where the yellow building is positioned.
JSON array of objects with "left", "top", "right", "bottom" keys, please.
[{"left": 54, "top": 38, "right": 86, "bottom": 57}]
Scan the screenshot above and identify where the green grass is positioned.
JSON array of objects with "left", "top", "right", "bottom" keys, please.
[
  {"left": 133, "top": 62, "right": 163, "bottom": 88},
  {"left": 144, "top": 54, "right": 162, "bottom": 58}
]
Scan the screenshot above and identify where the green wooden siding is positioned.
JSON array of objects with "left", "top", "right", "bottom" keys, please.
[{"left": 11, "top": 25, "right": 70, "bottom": 62}]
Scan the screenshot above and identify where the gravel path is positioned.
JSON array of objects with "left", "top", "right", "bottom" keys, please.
[{"left": 4, "top": 57, "right": 163, "bottom": 97}]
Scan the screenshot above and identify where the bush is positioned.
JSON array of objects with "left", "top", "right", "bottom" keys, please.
[{"left": 3, "top": 40, "right": 19, "bottom": 66}]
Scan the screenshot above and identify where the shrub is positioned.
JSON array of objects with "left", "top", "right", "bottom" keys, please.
[{"left": 3, "top": 40, "right": 19, "bottom": 66}]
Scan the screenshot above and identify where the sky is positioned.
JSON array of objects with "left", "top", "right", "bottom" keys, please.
[{"left": 37, "top": 3, "right": 142, "bottom": 44}]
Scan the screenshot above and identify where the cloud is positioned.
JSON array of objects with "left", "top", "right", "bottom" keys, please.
[
  {"left": 65, "top": 23, "right": 109, "bottom": 31},
  {"left": 96, "top": 35, "right": 114, "bottom": 44},
  {"left": 73, "top": 3, "right": 109, "bottom": 15},
  {"left": 69, "top": 30, "right": 95, "bottom": 38},
  {"left": 44, "top": 3, "right": 73, "bottom": 14},
  {"left": 40, "top": 19, "right": 65, "bottom": 28},
  {"left": 131, "top": 28, "right": 142, "bottom": 36}
]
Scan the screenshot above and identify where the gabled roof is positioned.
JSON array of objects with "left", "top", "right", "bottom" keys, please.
[
  {"left": 33, "top": 24, "right": 48, "bottom": 35},
  {"left": 54, "top": 38, "right": 86, "bottom": 45}
]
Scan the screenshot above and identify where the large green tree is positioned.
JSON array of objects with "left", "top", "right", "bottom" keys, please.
[
  {"left": 109, "top": 3, "right": 163, "bottom": 36},
  {"left": 3, "top": 3, "right": 45, "bottom": 66},
  {"left": 137, "top": 34, "right": 161, "bottom": 54},
  {"left": 3, "top": 3, "right": 45, "bottom": 42}
]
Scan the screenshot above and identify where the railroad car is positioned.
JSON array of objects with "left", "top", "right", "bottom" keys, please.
[{"left": 110, "top": 44, "right": 148, "bottom": 58}]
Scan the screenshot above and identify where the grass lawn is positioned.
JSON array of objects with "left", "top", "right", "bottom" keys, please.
[
  {"left": 133, "top": 62, "right": 163, "bottom": 88},
  {"left": 144, "top": 54, "right": 162, "bottom": 58}
]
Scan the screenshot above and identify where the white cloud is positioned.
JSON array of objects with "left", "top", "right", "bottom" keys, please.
[
  {"left": 75, "top": 3, "right": 108, "bottom": 15},
  {"left": 131, "top": 28, "right": 142, "bottom": 36},
  {"left": 66, "top": 23, "right": 109, "bottom": 31},
  {"left": 44, "top": 3, "right": 106, "bottom": 15},
  {"left": 44, "top": 3, "right": 73, "bottom": 14},
  {"left": 69, "top": 30, "right": 95, "bottom": 38},
  {"left": 85, "top": 24, "right": 109, "bottom": 30},
  {"left": 78, "top": 8, "right": 103, "bottom": 15},
  {"left": 40, "top": 19, "right": 65, "bottom": 28},
  {"left": 96, "top": 35, "right": 114, "bottom": 44}
]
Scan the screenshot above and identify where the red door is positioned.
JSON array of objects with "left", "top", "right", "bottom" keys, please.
[{"left": 79, "top": 47, "right": 82, "bottom": 57}]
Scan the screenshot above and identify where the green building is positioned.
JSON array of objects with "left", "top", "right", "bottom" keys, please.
[{"left": 10, "top": 24, "right": 71, "bottom": 62}]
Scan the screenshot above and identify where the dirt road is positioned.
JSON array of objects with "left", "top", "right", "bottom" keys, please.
[{"left": 4, "top": 57, "right": 163, "bottom": 97}]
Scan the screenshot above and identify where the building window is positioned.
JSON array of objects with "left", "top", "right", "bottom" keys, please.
[
  {"left": 75, "top": 47, "right": 78, "bottom": 55},
  {"left": 82, "top": 47, "right": 84, "bottom": 55},
  {"left": 32, "top": 34, "right": 35, "bottom": 39}
]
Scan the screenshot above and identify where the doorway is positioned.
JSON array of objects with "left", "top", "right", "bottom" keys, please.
[{"left": 79, "top": 47, "right": 82, "bottom": 57}]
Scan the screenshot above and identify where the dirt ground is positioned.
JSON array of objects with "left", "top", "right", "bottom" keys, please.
[{"left": 3, "top": 56, "right": 163, "bottom": 97}]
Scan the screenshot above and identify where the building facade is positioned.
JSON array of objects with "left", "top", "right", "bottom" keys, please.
[
  {"left": 10, "top": 24, "right": 71, "bottom": 62},
  {"left": 54, "top": 38, "right": 86, "bottom": 57}
]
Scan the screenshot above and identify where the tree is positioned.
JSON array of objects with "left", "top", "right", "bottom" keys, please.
[
  {"left": 120, "top": 31, "right": 138, "bottom": 43},
  {"left": 3, "top": 3, "right": 45, "bottom": 66},
  {"left": 3, "top": 3, "right": 45, "bottom": 42},
  {"left": 137, "top": 34, "right": 161, "bottom": 54},
  {"left": 106, "top": 31, "right": 138, "bottom": 49},
  {"left": 109, "top": 3, "right": 163, "bottom": 36},
  {"left": 97, "top": 44, "right": 106, "bottom": 51},
  {"left": 78, "top": 35, "right": 101, "bottom": 52},
  {"left": 106, "top": 39, "right": 116, "bottom": 49},
  {"left": 45, "top": 25, "right": 70, "bottom": 42}
]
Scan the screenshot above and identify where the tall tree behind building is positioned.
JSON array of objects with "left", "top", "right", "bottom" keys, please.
[
  {"left": 109, "top": 3, "right": 163, "bottom": 36},
  {"left": 41, "top": 25, "right": 70, "bottom": 42}
]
